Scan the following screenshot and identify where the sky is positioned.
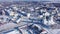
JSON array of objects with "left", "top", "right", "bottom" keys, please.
[
  {"left": 0, "top": 0, "right": 60, "bottom": 2},
  {"left": 0, "top": 0, "right": 59, "bottom": 1}
]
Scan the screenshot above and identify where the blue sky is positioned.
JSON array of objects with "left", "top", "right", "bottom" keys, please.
[
  {"left": 0, "top": 0, "right": 58, "bottom": 1},
  {"left": 0, "top": 0, "right": 60, "bottom": 2}
]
